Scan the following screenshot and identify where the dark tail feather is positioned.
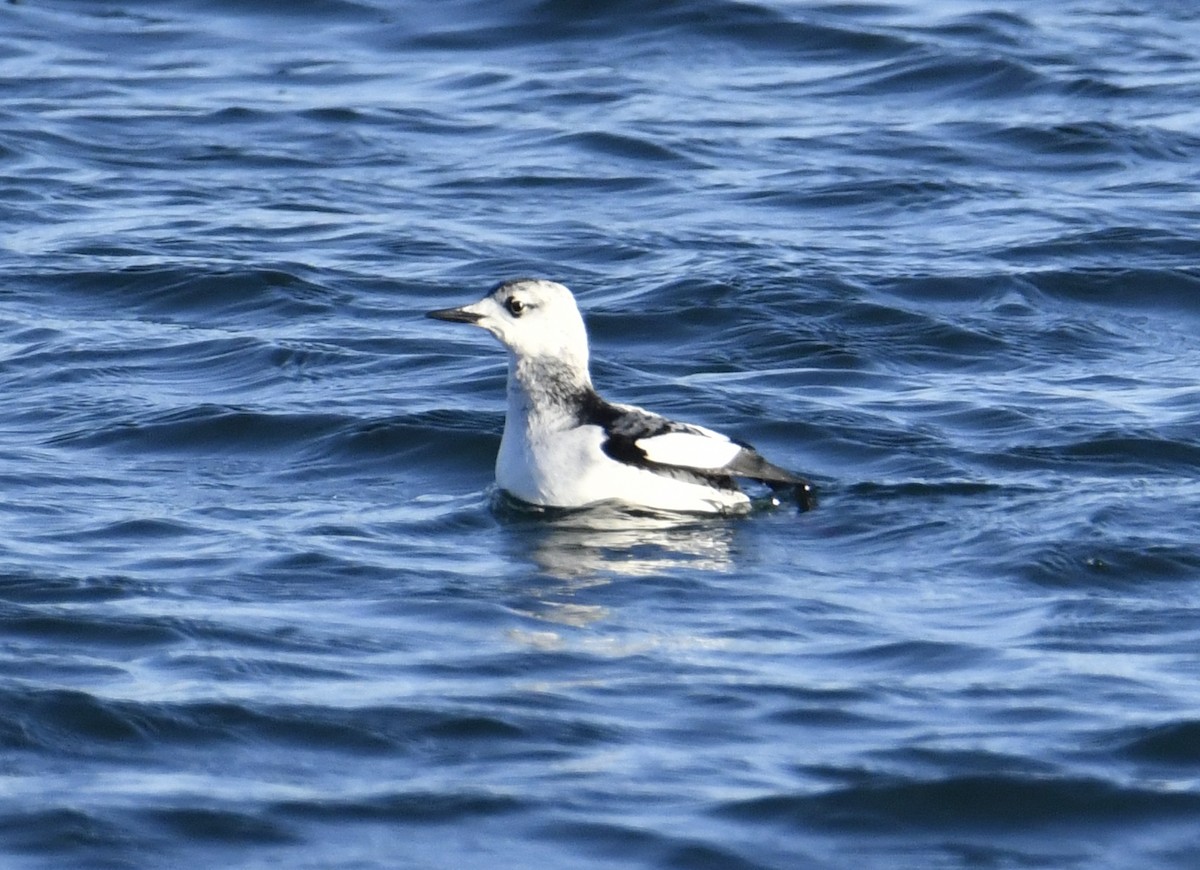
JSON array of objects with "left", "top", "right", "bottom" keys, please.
[
  {"left": 792, "top": 480, "right": 817, "bottom": 512},
  {"left": 728, "top": 448, "right": 816, "bottom": 512}
]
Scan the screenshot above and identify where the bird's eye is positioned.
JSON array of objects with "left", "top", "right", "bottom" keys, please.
[{"left": 505, "top": 296, "right": 526, "bottom": 316}]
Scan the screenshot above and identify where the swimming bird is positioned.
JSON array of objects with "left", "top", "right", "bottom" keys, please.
[{"left": 427, "top": 278, "right": 813, "bottom": 515}]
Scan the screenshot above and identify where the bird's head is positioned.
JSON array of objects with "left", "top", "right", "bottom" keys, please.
[{"left": 427, "top": 278, "right": 591, "bottom": 372}]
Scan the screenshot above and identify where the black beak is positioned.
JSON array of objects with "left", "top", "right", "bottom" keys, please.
[{"left": 426, "top": 306, "right": 483, "bottom": 324}]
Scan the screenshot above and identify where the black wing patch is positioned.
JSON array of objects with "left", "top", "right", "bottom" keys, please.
[
  {"left": 575, "top": 389, "right": 816, "bottom": 510},
  {"left": 575, "top": 390, "right": 736, "bottom": 490},
  {"left": 722, "top": 446, "right": 807, "bottom": 486}
]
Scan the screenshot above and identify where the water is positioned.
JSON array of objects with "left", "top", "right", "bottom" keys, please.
[{"left": 3, "top": 1, "right": 1200, "bottom": 867}]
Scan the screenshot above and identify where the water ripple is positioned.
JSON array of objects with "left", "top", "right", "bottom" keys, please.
[{"left": 3, "top": 1, "right": 1200, "bottom": 868}]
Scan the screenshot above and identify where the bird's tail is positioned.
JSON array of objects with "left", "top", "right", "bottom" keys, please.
[{"left": 728, "top": 449, "right": 816, "bottom": 512}]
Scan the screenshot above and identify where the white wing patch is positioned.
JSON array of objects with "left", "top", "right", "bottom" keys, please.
[{"left": 634, "top": 427, "right": 743, "bottom": 471}]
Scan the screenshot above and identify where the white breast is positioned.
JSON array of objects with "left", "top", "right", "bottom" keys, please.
[{"left": 497, "top": 420, "right": 749, "bottom": 514}]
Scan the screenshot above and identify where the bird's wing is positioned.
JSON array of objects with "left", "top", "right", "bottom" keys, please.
[
  {"left": 634, "top": 426, "right": 743, "bottom": 470},
  {"left": 597, "top": 402, "right": 804, "bottom": 486},
  {"left": 641, "top": 426, "right": 807, "bottom": 486}
]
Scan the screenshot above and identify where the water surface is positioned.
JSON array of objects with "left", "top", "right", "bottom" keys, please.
[{"left": 2, "top": 1, "right": 1200, "bottom": 868}]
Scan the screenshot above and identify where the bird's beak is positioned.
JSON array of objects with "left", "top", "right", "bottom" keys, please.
[{"left": 426, "top": 304, "right": 484, "bottom": 324}]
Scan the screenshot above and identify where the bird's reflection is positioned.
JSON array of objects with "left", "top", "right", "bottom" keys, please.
[{"left": 493, "top": 492, "right": 741, "bottom": 629}]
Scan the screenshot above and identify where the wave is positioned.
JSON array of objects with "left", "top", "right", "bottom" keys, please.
[
  {"left": 1111, "top": 719, "right": 1200, "bottom": 765},
  {"left": 404, "top": 0, "right": 912, "bottom": 56},
  {"left": 0, "top": 679, "right": 623, "bottom": 758},
  {"left": 35, "top": 265, "right": 338, "bottom": 320},
  {"left": 1009, "top": 431, "right": 1200, "bottom": 477},
  {"left": 720, "top": 772, "right": 1200, "bottom": 829},
  {"left": 47, "top": 403, "right": 498, "bottom": 471},
  {"left": 1019, "top": 536, "right": 1200, "bottom": 588}
]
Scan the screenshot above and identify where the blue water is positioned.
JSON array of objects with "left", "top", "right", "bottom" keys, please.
[{"left": 3, "top": 1, "right": 1200, "bottom": 867}]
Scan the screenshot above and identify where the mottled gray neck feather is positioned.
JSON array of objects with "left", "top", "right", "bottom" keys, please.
[{"left": 508, "top": 355, "right": 593, "bottom": 426}]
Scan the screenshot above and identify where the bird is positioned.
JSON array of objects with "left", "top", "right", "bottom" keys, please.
[{"left": 427, "top": 278, "right": 814, "bottom": 515}]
